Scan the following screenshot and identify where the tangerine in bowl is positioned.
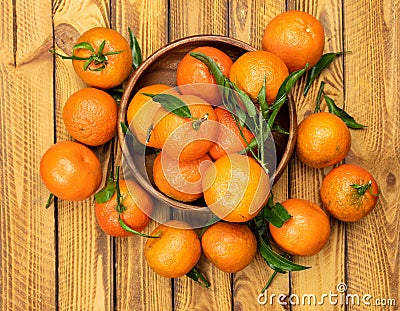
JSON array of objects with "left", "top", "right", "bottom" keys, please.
[{"left": 118, "top": 35, "right": 297, "bottom": 212}]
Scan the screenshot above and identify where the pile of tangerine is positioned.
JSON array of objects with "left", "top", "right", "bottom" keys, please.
[{"left": 40, "top": 10, "right": 379, "bottom": 287}]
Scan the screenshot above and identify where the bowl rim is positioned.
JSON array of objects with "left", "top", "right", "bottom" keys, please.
[{"left": 117, "top": 34, "right": 297, "bottom": 210}]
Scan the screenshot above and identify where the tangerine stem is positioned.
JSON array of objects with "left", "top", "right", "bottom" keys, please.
[
  {"left": 114, "top": 166, "right": 126, "bottom": 213},
  {"left": 351, "top": 181, "right": 372, "bottom": 196},
  {"left": 261, "top": 270, "right": 278, "bottom": 293},
  {"left": 114, "top": 165, "right": 160, "bottom": 239},
  {"left": 192, "top": 113, "right": 209, "bottom": 130},
  {"left": 50, "top": 41, "right": 124, "bottom": 72},
  {"left": 45, "top": 193, "right": 54, "bottom": 209}
]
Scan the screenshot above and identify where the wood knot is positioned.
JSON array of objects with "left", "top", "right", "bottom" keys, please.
[
  {"left": 303, "top": 110, "right": 313, "bottom": 119},
  {"left": 386, "top": 172, "right": 396, "bottom": 186},
  {"left": 233, "top": 301, "right": 243, "bottom": 311},
  {"left": 54, "top": 23, "right": 80, "bottom": 54},
  {"left": 234, "top": 2, "right": 248, "bottom": 30}
]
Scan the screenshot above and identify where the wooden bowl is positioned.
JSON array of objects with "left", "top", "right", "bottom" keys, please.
[{"left": 118, "top": 35, "right": 297, "bottom": 210}]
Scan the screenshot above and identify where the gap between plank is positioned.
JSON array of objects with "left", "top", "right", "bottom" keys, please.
[{"left": 51, "top": 4, "right": 60, "bottom": 309}]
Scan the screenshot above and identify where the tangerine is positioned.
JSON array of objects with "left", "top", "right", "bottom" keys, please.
[
  {"left": 202, "top": 154, "right": 270, "bottom": 222},
  {"left": 126, "top": 84, "right": 175, "bottom": 148},
  {"left": 153, "top": 152, "right": 212, "bottom": 202},
  {"left": 228, "top": 51, "right": 289, "bottom": 103},
  {"left": 144, "top": 220, "right": 201, "bottom": 278},
  {"left": 152, "top": 95, "right": 219, "bottom": 162},
  {"left": 262, "top": 10, "right": 325, "bottom": 72},
  {"left": 40, "top": 141, "right": 102, "bottom": 201},
  {"left": 95, "top": 179, "right": 152, "bottom": 237},
  {"left": 72, "top": 27, "right": 132, "bottom": 89},
  {"left": 296, "top": 112, "right": 351, "bottom": 168},
  {"left": 208, "top": 107, "right": 255, "bottom": 160},
  {"left": 320, "top": 164, "right": 379, "bottom": 222},
  {"left": 176, "top": 46, "right": 233, "bottom": 105},
  {"left": 201, "top": 222, "right": 257, "bottom": 273},
  {"left": 62, "top": 87, "right": 117, "bottom": 146},
  {"left": 269, "top": 198, "right": 331, "bottom": 256}
]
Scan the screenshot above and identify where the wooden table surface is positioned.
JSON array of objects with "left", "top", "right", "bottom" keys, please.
[{"left": 1, "top": 0, "right": 399, "bottom": 310}]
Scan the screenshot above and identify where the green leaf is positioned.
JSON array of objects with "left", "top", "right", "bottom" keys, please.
[
  {"left": 189, "top": 52, "right": 227, "bottom": 86},
  {"left": 253, "top": 205, "right": 270, "bottom": 243},
  {"left": 73, "top": 41, "right": 95, "bottom": 53},
  {"left": 118, "top": 214, "right": 160, "bottom": 238},
  {"left": 264, "top": 202, "right": 291, "bottom": 228},
  {"left": 325, "top": 95, "right": 367, "bottom": 129},
  {"left": 304, "top": 52, "right": 349, "bottom": 96},
  {"left": 128, "top": 28, "right": 143, "bottom": 70},
  {"left": 49, "top": 49, "right": 89, "bottom": 61},
  {"left": 189, "top": 51, "right": 254, "bottom": 118},
  {"left": 230, "top": 82, "right": 257, "bottom": 118},
  {"left": 271, "top": 123, "right": 289, "bottom": 135},
  {"left": 275, "top": 64, "right": 309, "bottom": 107},
  {"left": 265, "top": 261, "right": 288, "bottom": 274},
  {"left": 83, "top": 58, "right": 92, "bottom": 71},
  {"left": 199, "top": 215, "right": 220, "bottom": 237},
  {"left": 315, "top": 81, "right": 325, "bottom": 113},
  {"left": 94, "top": 179, "right": 116, "bottom": 203},
  {"left": 97, "top": 40, "right": 106, "bottom": 54},
  {"left": 104, "top": 50, "right": 124, "bottom": 56},
  {"left": 257, "top": 232, "right": 310, "bottom": 272},
  {"left": 232, "top": 104, "right": 247, "bottom": 127},
  {"left": 238, "top": 137, "right": 258, "bottom": 154},
  {"left": 120, "top": 122, "right": 133, "bottom": 137},
  {"left": 114, "top": 166, "right": 125, "bottom": 214},
  {"left": 268, "top": 65, "right": 308, "bottom": 129},
  {"left": 257, "top": 75, "right": 268, "bottom": 117},
  {"left": 112, "top": 165, "right": 160, "bottom": 239},
  {"left": 255, "top": 108, "right": 267, "bottom": 167},
  {"left": 107, "top": 87, "right": 124, "bottom": 106},
  {"left": 145, "top": 124, "right": 153, "bottom": 143},
  {"left": 186, "top": 266, "right": 210, "bottom": 288},
  {"left": 351, "top": 181, "right": 372, "bottom": 196},
  {"left": 142, "top": 93, "right": 192, "bottom": 118},
  {"left": 253, "top": 206, "right": 309, "bottom": 273}
]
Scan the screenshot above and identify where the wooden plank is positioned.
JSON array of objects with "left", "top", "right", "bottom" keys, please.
[
  {"left": 344, "top": 1, "right": 400, "bottom": 309},
  {"left": 0, "top": 0, "right": 56, "bottom": 309},
  {"left": 228, "top": 1, "right": 291, "bottom": 310},
  {"left": 52, "top": 1, "right": 115, "bottom": 310},
  {"left": 286, "top": 1, "right": 346, "bottom": 310},
  {"left": 168, "top": 1, "right": 233, "bottom": 310},
  {"left": 113, "top": 1, "right": 173, "bottom": 311},
  {"left": 169, "top": 0, "right": 228, "bottom": 39},
  {"left": 112, "top": 0, "right": 169, "bottom": 59}
]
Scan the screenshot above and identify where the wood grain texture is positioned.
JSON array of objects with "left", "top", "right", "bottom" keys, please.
[
  {"left": 52, "top": 1, "right": 114, "bottom": 310},
  {"left": 0, "top": 0, "right": 56, "bottom": 309},
  {"left": 228, "top": 1, "right": 291, "bottom": 311},
  {"left": 169, "top": 0, "right": 228, "bottom": 40},
  {"left": 344, "top": 0, "right": 400, "bottom": 309},
  {"left": 168, "top": 1, "right": 232, "bottom": 310},
  {"left": 1, "top": 1, "right": 399, "bottom": 310},
  {"left": 115, "top": 217, "right": 172, "bottom": 311},
  {"left": 229, "top": 0, "right": 285, "bottom": 49},
  {"left": 113, "top": 1, "right": 173, "bottom": 310},
  {"left": 286, "top": 1, "right": 346, "bottom": 310},
  {"left": 112, "top": 0, "right": 169, "bottom": 59}
]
